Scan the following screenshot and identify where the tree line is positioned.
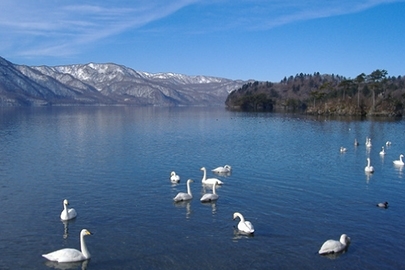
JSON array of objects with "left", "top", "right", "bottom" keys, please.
[{"left": 225, "top": 70, "right": 404, "bottom": 116}]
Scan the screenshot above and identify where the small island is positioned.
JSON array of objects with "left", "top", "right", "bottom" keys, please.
[{"left": 225, "top": 69, "right": 404, "bottom": 117}]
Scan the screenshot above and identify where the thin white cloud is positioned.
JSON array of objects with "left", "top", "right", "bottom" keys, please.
[{"left": 0, "top": 0, "right": 403, "bottom": 58}]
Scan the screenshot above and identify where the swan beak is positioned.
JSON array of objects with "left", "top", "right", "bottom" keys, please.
[{"left": 86, "top": 230, "right": 93, "bottom": 235}]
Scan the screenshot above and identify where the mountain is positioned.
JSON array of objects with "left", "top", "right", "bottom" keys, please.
[{"left": 0, "top": 56, "right": 248, "bottom": 106}]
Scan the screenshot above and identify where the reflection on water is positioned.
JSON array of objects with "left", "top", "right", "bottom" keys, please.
[
  {"left": 44, "top": 259, "right": 88, "bottom": 270},
  {"left": 173, "top": 201, "right": 192, "bottom": 219}
]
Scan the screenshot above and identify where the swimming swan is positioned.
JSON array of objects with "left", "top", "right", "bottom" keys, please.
[
  {"left": 60, "top": 199, "right": 77, "bottom": 221},
  {"left": 200, "top": 181, "right": 219, "bottom": 202},
  {"left": 170, "top": 171, "right": 180, "bottom": 183},
  {"left": 318, "top": 234, "right": 350, "bottom": 255},
  {"left": 42, "top": 229, "right": 92, "bottom": 263},
  {"left": 201, "top": 167, "right": 223, "bottom": 185},
  {"left": 340, "top": 147, "right": 347, "bottom": 153},
  {"left": 233, "top": 212, "right": 254, "bottom": 234},
  {"left": 212, "top": 165, "right": 232, "bottom": 173},
  {"left": 173, "top": 179, "right": 194, "bottom": 202},
  {"left": 354, "top": 139, "right": 359, "bottom": 146},
  {"left": 393, "top": 154, "right": 404, "bottom": 166},
  {"left": 364, "top": 158, "right": 374, "bottom": 173},
  {"left": 379, "top": 147, "right": 386, "bottom": 155}
]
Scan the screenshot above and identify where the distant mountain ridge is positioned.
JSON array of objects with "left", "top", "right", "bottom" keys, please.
[{"left": 0, "top": 56, "right": 248, "bottom": 106}]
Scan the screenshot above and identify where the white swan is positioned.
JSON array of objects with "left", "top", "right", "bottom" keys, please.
[
  {"left": 170, "top": 171, "right": 180, "bottom": 183},
  {"left": 340, "top": 147, "right": 347, "bottom": 153},
  {"left": 364, "top": 158, "right": 374, "bottom": 173},
  {"left": 173, "top": 179, "right": 193, "bottom": 202},
  {"left": 393, "top": 154, "right": 404, "bottom": 166},
  {"left": 200, "top": 181, "right": 219, "bottom": 202},
  {"left": 318, "top": 234, "right": 350, "bottom": 255},
  {"left": 42, "top": 229, "right": 92, "bottom": 262},
  {"left": 354, "top": 139, "right": 359, "bottom": 146},
  {"left": 379, "top": 146, "right": 386, "bottom": 156},
  {"left": 60, "top": 199, "right": 77, "bottom": 221},
  {"left": 377, "top": 202, "right": 388, "bottom": 208},
  {"left": 233, "top": 212, "right": 254, "bottom": 234},
  {"left": 212, "top": 165, "right": 232, "bottom": 173},
  {"left": 386, "top": 141, "right": 392, "bottom": 146},
  {"left": 201, "top": 167, "right": 223, "bottom": 185}
]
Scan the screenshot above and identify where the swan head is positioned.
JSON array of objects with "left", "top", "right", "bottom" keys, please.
[
  {"left": 187, "top": 179, "right": 194, "bottom": 184},
  {"left": 233, "top": 212, "right": 242, "bottom": 220},
  {"left": 81, "top": 229, "right": 93, "bottom": 237},
  {"left": 63, "top": 199, "right": 69, "bottom": 206},
  {"left": 339, "top": 234, "right": 350, "bottom": 245},
  {"left": 200, "top": 167, "right": 206, "bottom": 171},
  {"left": 170, "top": 171, "right": 176, "bottom": 176}
]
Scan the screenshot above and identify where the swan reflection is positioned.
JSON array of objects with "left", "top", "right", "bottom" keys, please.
[
  {"left": 365, "top": 171, "right": 373, "bottom": 183},
  {"left": 201, "top": 201, "right": 217, "bottom": 214},
  {"left": 173, "top": 201, "right": 191, "bottom": 219},
  {"left": 45, "top": 259, "right": 89, "bottom": 270},
  {"left": 61, "top": 218, "right": 76, "bottom": 239},
  {"left": 232, "top": 228, "right": 254, "bottom": 241}
]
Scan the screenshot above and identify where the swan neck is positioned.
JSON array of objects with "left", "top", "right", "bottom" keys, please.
[
  {"left": 80, "top": 233, "right": 91, "bottom": 259},
  {"left": 236, "top": 213, "right": 245, "bottom": 222},
  {"left": 202, "top": 168, "right": 206, "bottom": 181},
  {"left": 213, "top": 183, "right": 216, "bottom": 195},
  {"left": 187, "top": 181, "right": 192, "bottom": 196}
]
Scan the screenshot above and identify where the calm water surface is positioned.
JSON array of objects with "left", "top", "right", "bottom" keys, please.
[{"left": 0, "top": 106, "right": 404, "bottom": 269}]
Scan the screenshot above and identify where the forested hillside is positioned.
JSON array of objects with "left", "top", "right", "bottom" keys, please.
[{"left": 225, "top": 70, "right": 405, "bottom": 117}]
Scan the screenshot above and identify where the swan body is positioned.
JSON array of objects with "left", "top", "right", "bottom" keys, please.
[
  {"left": 212, "top": 165, "right": 232, "bottom": 173},
  {"left": 386, "top": 141, "right": 392, "bottom": 146},
  {"left": 201, "top": 167, "right": 223, "bottom": 185},
  {"left": 377, "top": 202, "right": 388, "bottom": 208},
  {"left": 170, "top": 171, "right": 180, "bottom": 183},
  {"left": 42, "top": 229, "right": 92, "bottom": 263},
  {"left": 364, "top": 158, "right": 374, "bottom": 173},
  {"left": 233, "top": 212, "right": 254, "bottom": 234},
  {"left": 393, "top": 154, "right": 404, "bottom": 166},
  {"left": 60, "top": 199, "right": 77, "bottom": 221},
  {"left": 173, "top": 179, "right": 193, "bottom": 202},
  {"left": 200, "top": 181, "right": 219, "bottom": 202},
  {"left": 318, "top": 234, "right": 350, "bottom": 255},
  {"left": 340, "top": 147, "right": 347, "bottom": 153},
  {"left": 379, "top": 147, "right": 386, "bottom": 156}
]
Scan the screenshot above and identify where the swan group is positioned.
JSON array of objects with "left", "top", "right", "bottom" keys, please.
[
  {"left": 393, "top": 154, "right": 404, "bottom": 166},
  {"left": 60, "top": 199, "right": 77, "bottom": 221},
  {"left": 212, "top": 165, "right": 232, "bottom": 174},
  {"left": 364, "top": 158, "right": 374, "bottom": 173},
  {"left": 42, "top": 229, "right": 92, "bottom": 262},
  {"left": 200, "top": 181, "right": 219, "bottom": 202},
  {"left": 233, "top": 212, "right": 254, "bottom": 234},
  {"left": 318, "top": 234, "right": 350, "bottom": 255},
  {"left": 173, "top": 179, "right": 194, "bottom": 202},
  {"left": 200, "top": 167, "right": 224, "bottom": 185},
  {"left": 170, "top": 171, "right": 180, "bottom": 183}
]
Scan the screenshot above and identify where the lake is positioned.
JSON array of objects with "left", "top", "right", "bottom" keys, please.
[{"left": 0, "top": 106, "right": 404, "bottom": 269}]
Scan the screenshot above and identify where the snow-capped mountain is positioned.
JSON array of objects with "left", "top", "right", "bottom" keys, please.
[{"left": 0, "top": 56, "right": 248, "bottom": 106}]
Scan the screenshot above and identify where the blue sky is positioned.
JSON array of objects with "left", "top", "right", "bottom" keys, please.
[{"left": 1, "top": 0, "right": 404, "bottom": 81}]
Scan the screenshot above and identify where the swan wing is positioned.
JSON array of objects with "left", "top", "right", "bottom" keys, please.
[
  {"left": 200, "top": 194, "right": 218, "bottom": 202},
  {"left": 42, "top": 248, "right": 86, "bottom": 263},
  {"left": 173, "top": 192, "right": 192, "bottom": 202},
  {"left": 238, "top": 221, "right": 254, "bottom": 234},
  {"left": 203, "top": 178, "right": 223, "bottom": 185},
  {"left": 318, "top": 240, "right": 344, "bottom": 254}
]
